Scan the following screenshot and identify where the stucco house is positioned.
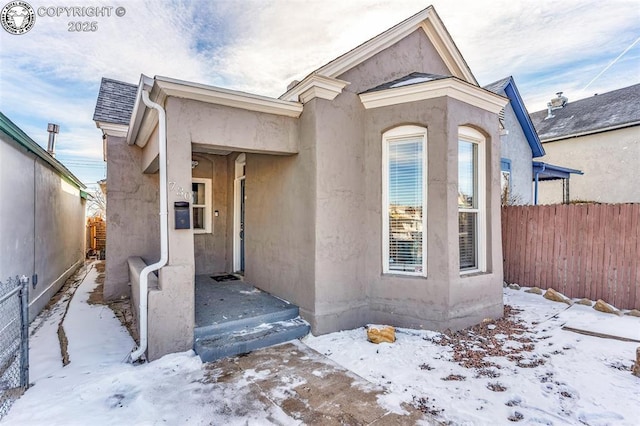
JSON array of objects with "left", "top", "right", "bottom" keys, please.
[
  {"left": 484, "top": 76, "right": 582, "bottom": 205},
  {"left": 94, "top": 6, "right": 508, "bottom": 361},
  {"left": 530, "top": 84, "right": 640, "bottom": 204},
  {"left": 0, "top": 112, "right": 86, "bottom": 321}
]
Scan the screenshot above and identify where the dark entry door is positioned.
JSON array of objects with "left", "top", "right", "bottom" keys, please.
[{"left": 240, "top": 178, "right": 245, "bottom": 273}]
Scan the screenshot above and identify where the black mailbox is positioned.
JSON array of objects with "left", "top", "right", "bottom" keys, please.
[{"left": 174, "top": 201, "right": 190, "bottom": 229}]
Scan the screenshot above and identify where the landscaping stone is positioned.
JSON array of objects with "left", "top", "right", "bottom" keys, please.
[
  {"left": 633, "top": 347, "right": 640, "bottom": 378},
  {"left": 543, "top": 288, "right": 572, "bottom": 305},
  {"left": 525, "top": 287, "right": 543, "bottom": 295},
  {"left": 367, "top": 325, "right": 396, "bottom": 344},
  {"left": 508, "top": 284, "right": 521, "bottom": 290},
  {"left": 625, "top": 309, "right": 640, "bottom": 317},
  {"left": 576, "top": 298, "right": 592, "bottom": 306},
  {"left": 503, "top": 281, "right": 508, "bottom": 288},
  {"left": 593, "top": 299, "right": 621, "bottom": 315}
]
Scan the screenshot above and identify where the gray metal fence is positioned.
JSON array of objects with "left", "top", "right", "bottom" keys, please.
[{"left": 0, "top": 275, "right": 29, "bottom": 419}]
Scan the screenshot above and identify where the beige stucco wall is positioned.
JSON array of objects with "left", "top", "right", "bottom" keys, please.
[
  {"left": 538, "top": 126, "right": 640, "bottom": 204},
  {"left": 192, "top": 153, "right": 228, "bottom": 274},
  {"left": 104, "top": 135, "right": 160, "bottom": 300},
  {"left": 0, "top": 135, "right": 85, "bottom": 321},
  {"left": 245, "top": 101, "right": 318, "bottom": 319}
]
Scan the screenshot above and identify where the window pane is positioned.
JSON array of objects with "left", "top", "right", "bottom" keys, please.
[
  {"left": 388, "top": 138, "right": 423, "bottom": 273},
  {"left": 192, "top": 183, "right": 205, "bottom": 205},
  {"left": 458, "top": 141, "right": 477, "bottom": 208},
  {"left": 459, "top": 212, "right": 476, "bottom": 269},
  {"left": 193, "top": 207, "right": 204, "bottom": 229}
]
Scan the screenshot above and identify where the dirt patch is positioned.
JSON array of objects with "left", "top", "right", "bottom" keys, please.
[
  {"left": 429, "top": 305, "right": 542, "bottom": 371},
  {"left": 57, "top": 324, "right": 69, "bottom": 366}
]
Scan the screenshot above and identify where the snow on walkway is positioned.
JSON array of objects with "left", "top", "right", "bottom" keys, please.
[
  {"left": 1, "top": 263, "right": 295, "bottom": 426},
  {"left": 306, "top": 288, "right": 640, "bottom": 425}
]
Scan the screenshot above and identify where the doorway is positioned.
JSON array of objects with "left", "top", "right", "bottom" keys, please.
[{"left": 233, "top": 154, "right": 246, "bottom": 273}]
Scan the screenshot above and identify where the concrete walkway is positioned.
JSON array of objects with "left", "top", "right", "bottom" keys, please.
[{"left": 205, "top": 340, "right": 433, "bottom": 425}]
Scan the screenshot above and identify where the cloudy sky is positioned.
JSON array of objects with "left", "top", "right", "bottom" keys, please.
[{"left": 1, "top": 0, "right": 638, "bottom": 187}]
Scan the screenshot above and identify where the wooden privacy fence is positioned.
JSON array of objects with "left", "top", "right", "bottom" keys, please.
[{"left": 502, "top": 204, "right": 640, "bottom": 310}]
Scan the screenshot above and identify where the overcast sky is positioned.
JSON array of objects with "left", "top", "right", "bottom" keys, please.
[{"left": 1, "top": 0, "right": 638, "bottom": 187}]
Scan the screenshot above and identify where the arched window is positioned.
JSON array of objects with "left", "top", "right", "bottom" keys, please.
[
  {"left": 458, "top": 126, "right": 486, "bottom": 273},
  {"left": 382, "top": 125, "right": 428, "bottom": 276}
]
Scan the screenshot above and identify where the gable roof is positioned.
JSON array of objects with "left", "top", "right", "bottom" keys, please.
[
  {"left": 281, "top": 6, "right": 477, "bottom": 101},
  {"left": 0, "top": 112, "right": 85, "bottom": 189},
  {"left": 484, "top": 76, "right": 545, "bottom": 157},
  {"left": 93, "top": 77, "right": 138, "bottom": 125},
  {"left": 530, "top": 83, "right": 640, "bottom": 142}
]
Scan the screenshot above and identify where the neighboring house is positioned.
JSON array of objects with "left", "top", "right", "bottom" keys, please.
[
  {"left": 94, "top": 6, "right": 508, "bottom": 360},
  {"left": 484, "top": 76, "right": 582, "bottom": 205},
  {"left": 530, "top": 84, "right": 640, "bottom": 204},
  {"left": 0, "top": 112, "right": 86, "bottom": 321}
]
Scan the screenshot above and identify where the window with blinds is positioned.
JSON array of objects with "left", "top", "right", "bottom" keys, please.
[
  {"left": 458, "top": 127, "right": 486, "bottom": 273},
  {"left": 382, "top": 126, "right": 427, "bottom": 276}
]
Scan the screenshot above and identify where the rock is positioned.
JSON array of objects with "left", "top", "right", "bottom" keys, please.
[
  {"left": 633, "top": 347, "right": 640, "bottom": 378},
  {"left": 525, "top": 287, "right": 543, "bottom": 295},
  {"left": 593, "top": 299, "right": 620, "bottom": 315},
  {"left": 543, "top": 288, "right": 572, "bottom": 305},
  {"left": 576, "top": 298, "right": 592, "bottom": 306},
  {"left": 625, "top": 309, "right": 640, "bottom": 317},
  {"left": 503, "top": 281, "right": 508, "bottom": 288},
  {"left": 508, "top": 284, "right": 521, "bottom": 291},
  {"left": 367, "top": 325, "right": 395, "bottom": 344}
]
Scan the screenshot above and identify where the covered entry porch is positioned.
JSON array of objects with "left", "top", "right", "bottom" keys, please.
[{"left": 126, "top": 75, "right": 306, "bottom": 361}]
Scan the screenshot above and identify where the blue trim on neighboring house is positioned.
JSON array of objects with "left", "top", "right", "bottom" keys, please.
[
  {"left": 532, "top": 161, "right": 583, "bottom": 204},
  {"left": 503, "top": 78, "right": 545, "bottom": 158}
]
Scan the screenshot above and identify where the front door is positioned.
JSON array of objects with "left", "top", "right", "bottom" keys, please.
[
  {"left": 233, "top": 154, "right": 246, "bottom": 273},
  {"left": 240, "top": 178, "right": 245, "bottom": 273}
]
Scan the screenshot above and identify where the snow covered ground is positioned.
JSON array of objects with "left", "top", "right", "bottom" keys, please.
[
  {"left": 1, "top": 264, "right": 295, "bottom": 426},
  {"left": 2, "top": 264, "right": 638, "bottom": 425},
  {"left": 306, "top": 289, "right": 640, "bottom": 425}
]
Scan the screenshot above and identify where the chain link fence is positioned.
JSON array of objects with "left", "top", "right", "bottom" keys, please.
[{"left": 0, "top": 275, "right": 29, "bottom": 419}]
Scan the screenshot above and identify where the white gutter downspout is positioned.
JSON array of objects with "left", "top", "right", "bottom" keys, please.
[{"left": 130, "top": 89, "right": 168, "bottom": 363}]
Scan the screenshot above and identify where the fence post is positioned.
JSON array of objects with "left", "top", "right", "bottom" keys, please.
[{"left": 19, "top": 275, "right": 29, "bottom": 389}]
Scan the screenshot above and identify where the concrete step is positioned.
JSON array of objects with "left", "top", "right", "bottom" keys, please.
[
  {"left": 195, "top": 317, "right": 310, "bottom": 362},
  {"left": 194, "top": 305, "right": 300, "bottom": 339}
]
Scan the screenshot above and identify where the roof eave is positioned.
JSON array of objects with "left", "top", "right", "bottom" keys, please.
[{"left": 540, "top": 121, "right": 640, "bottom": 143}]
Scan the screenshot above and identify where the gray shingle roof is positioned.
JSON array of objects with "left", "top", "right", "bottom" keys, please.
[
  {"left": 530, "top": 84, "right": 640, "bottom": 142},
  {"left": 360, "top": 72, "right": 451, "bottom": 94},
  {"left": 93, "top": 77, "right": 138, "bottom": 125},
  {"left": 483, "top": 76, "right": 511, "bottom": 95}
]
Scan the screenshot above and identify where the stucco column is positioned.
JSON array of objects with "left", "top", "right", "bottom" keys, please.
[{"left": 147, "top": 98, "right": 195, "bottom": 360}]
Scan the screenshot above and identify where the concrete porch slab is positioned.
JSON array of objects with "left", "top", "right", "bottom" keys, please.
[{"left": 195, "top": 274, "right": 295, "bottom": 332}]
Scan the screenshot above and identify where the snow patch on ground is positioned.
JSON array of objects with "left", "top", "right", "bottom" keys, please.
[{"left": 305, "top": 288, "right": 640, "bottom": 425}]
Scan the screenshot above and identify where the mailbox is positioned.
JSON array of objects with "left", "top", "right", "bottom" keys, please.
[{"left": 174, "top": 201, "right": 190, "bottom": 229}]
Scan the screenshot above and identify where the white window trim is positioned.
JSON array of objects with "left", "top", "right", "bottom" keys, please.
[
  {"left": 382, "top": 125, "right": 428, "bottom": 277},
  {"left": 192, "top": 177, "right": 212, "bottom": 234},
  {"left": 458, "top": 126, "right": 486, "bottom": 274}
]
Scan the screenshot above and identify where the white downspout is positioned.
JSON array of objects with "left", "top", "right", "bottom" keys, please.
[{"left": 130, "top": 89, "right": 168, "bottom": 363}]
